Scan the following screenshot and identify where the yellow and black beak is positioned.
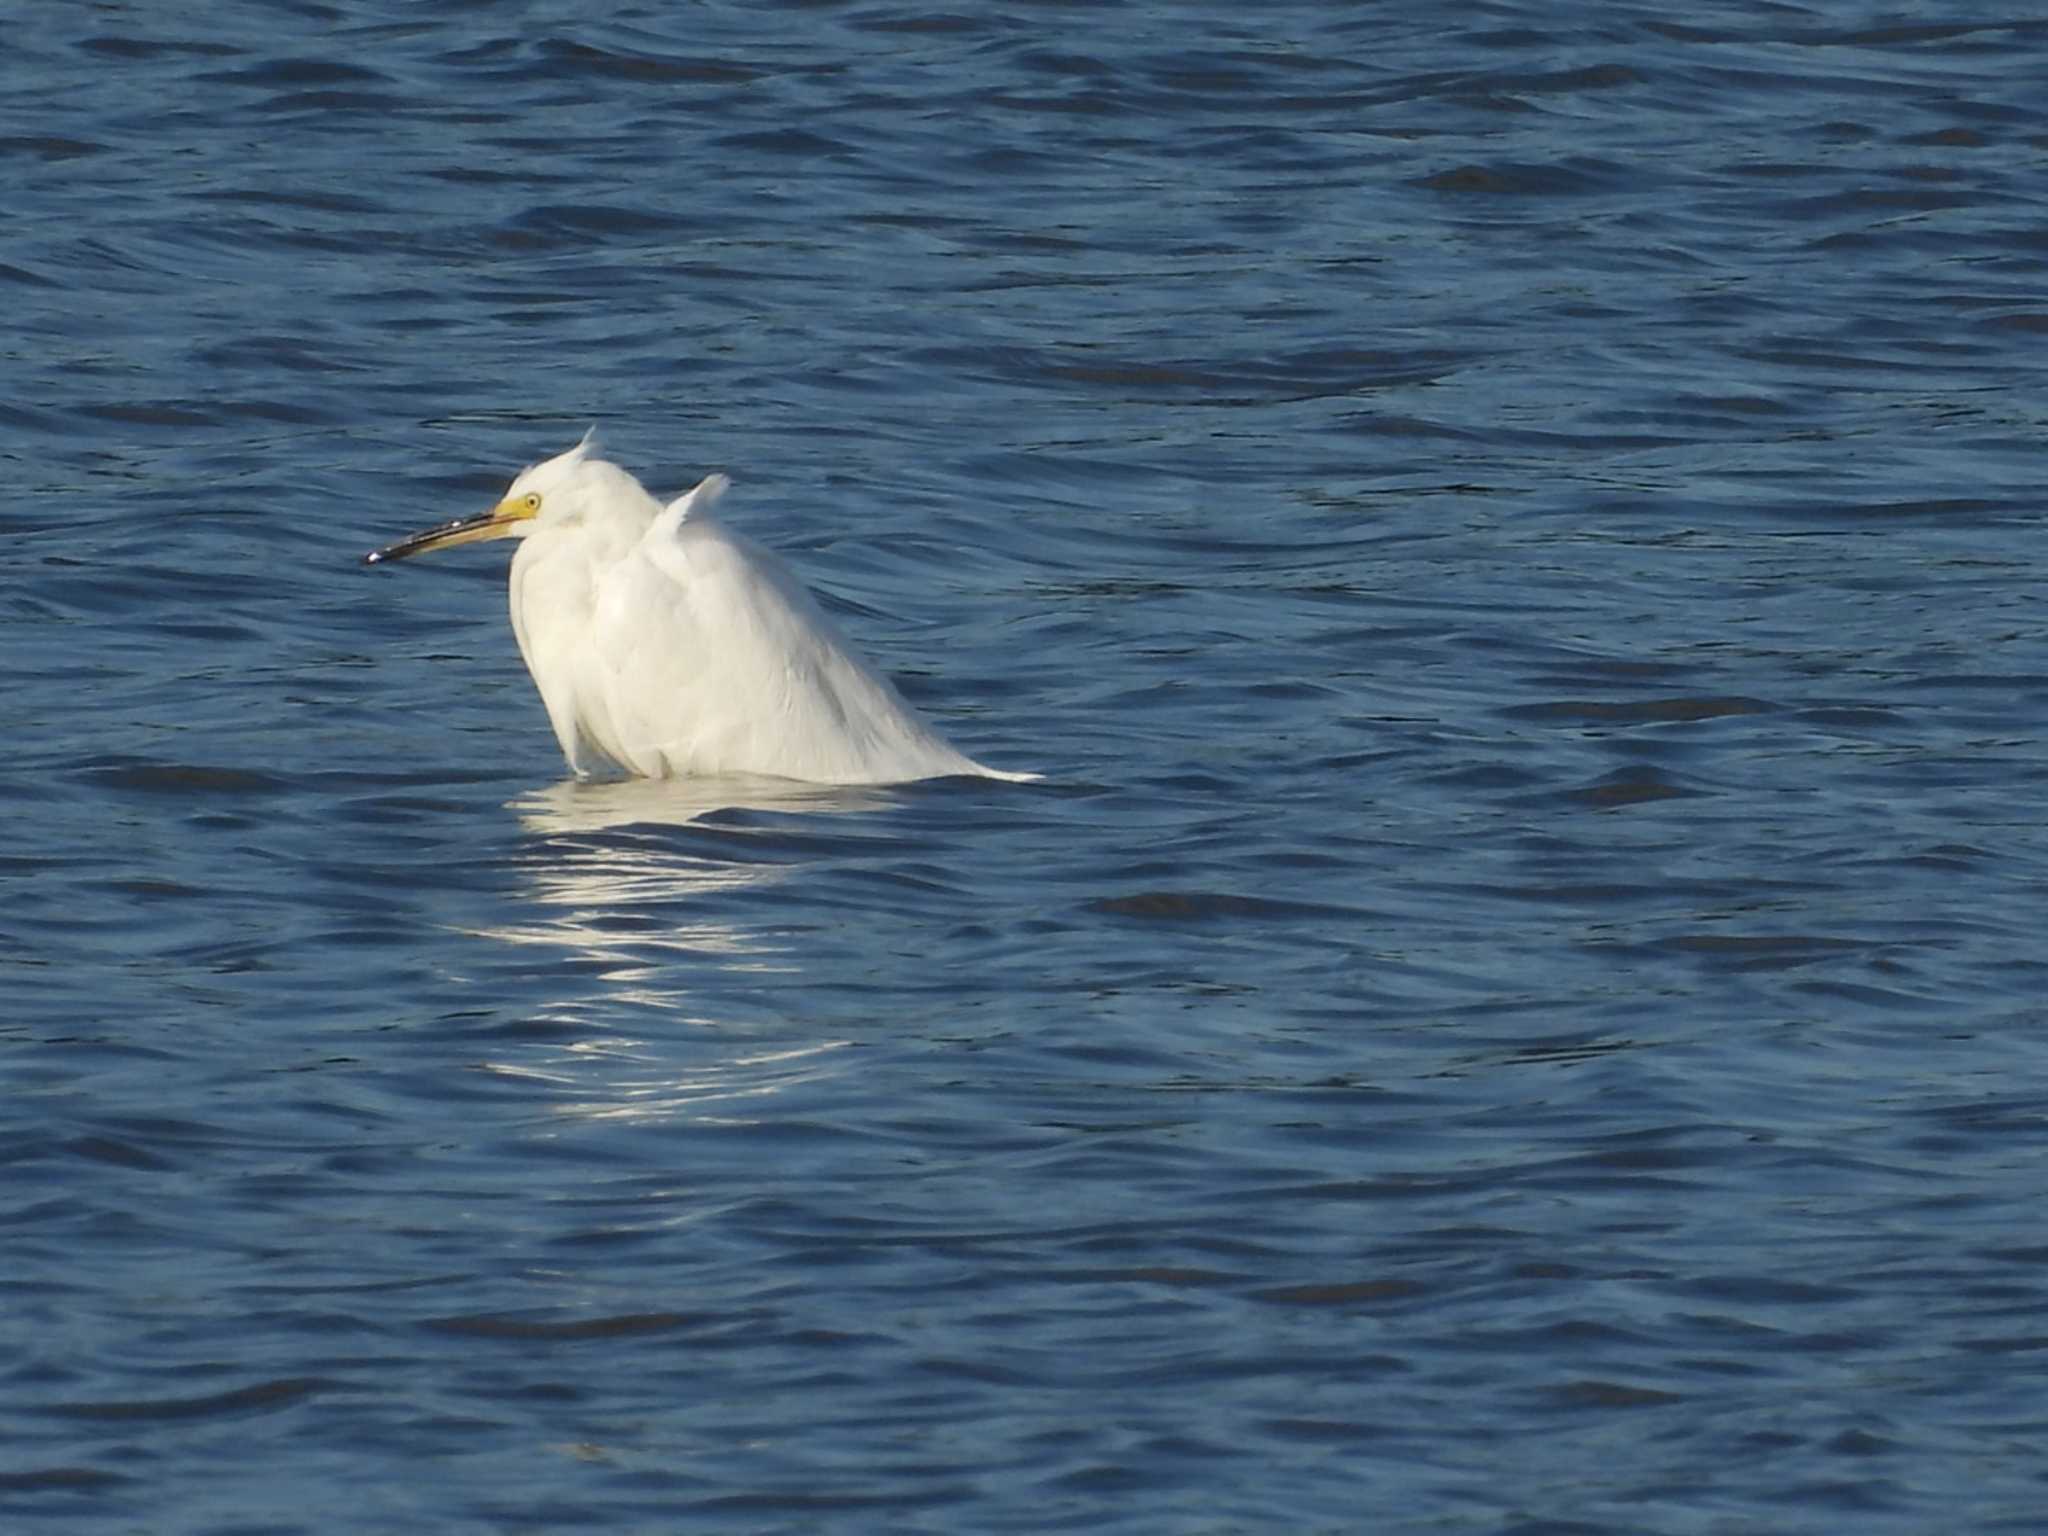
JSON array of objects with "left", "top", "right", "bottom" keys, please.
[{"left": 363, "top": 495, "right": 539, "bottom": 566}]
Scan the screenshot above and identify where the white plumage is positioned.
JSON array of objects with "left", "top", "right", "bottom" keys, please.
[{"left": 366, "top": 436, "right": 1035, "bottom": 786}]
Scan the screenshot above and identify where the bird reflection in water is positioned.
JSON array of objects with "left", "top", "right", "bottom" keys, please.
[
  {"left": 515, "top": 774, "right": 894, "bottom": 838},
  {"left": 475, "top": 775, "right": 888, "bottom": 1123}
]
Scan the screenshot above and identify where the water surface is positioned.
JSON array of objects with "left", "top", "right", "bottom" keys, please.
[{"left": 7, "top": 4, "right": 2048, "bottom": 1531}]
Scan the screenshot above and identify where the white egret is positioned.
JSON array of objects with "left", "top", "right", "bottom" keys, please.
[{"left": 364, "top": 435, "right": 1036, "bottom": 786}]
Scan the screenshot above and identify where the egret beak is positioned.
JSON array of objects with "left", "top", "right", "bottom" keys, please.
[{"left": 364, "top": 495, "right": 539, "bottom": 566}]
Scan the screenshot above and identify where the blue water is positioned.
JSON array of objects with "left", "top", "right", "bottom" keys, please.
[{"left": 8, "top": 4, "right": 2048, "bottom": 1530}]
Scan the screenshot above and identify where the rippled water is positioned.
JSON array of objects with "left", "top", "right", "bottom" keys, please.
[{"left": 8, "top": 4, "right": 2048, "bottom": 1531}]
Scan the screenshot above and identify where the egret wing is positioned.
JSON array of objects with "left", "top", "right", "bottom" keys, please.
[{"left": 587, "top": 482, "right": 985, "bottom": 783}]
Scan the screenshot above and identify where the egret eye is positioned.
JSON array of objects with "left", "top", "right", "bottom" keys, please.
[{"left": 523, "top": 493, "right": 542, "bottom": 512}]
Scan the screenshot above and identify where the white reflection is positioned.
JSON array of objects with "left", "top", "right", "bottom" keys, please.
[
  {"left": 470, "top": 775, "right": 890, "bottom": 1123},
  {"left": 512, "top": 774, "right": 895, "bottom": 837},
  {"left": 490, "top": 775, "right": 893, "bottom": 971},
  {"left": 488, "top": 1036, "right": 855, "bottom": 1124}
]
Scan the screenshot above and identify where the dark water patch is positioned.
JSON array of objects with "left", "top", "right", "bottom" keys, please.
[
  {"left": 1562, "top": 767, "right": 1707, "bottom": 809},
  {"left": 1546, "top": 1379, "right": 1686, "bottom": 1410},
  {"left": 0, "top": 261, "right": 61, "bottom": 289},
  {"left": 714, "top": 127, "right": 854, "bottom": 158},
  {"left": 845, "top": 13, "right": 993, "bottom": 38},
  {"left": 61, "top": 1136, "right": 177, "bottom": 1173},
  {"left": 42, "top": 1378, "right": 332, "bottom": 1422},
  {"left": 501, "top": 202, "right": 696, "bottom": 243},
  {"left": 1976, "top": 311, "right": 2048, "bottom": 334},
  {"left": 77, "top": 760, "right": 292, "bottom": 798},
  {"left": 1413, "top": 158, "right": 1631, "bottom": 195},
  {"left": 0, "top": 136, "right": 107, "bottom": 161},
  {"left": 79, "top": 35, "right": 240, "bottom": 60},
  {"left": 0, "top": 1465, "right": 132, "bottom": 1492},
  {"left": 192, "top": 186, "right": 387, "bottom": 216},
  {"left": 250, "top": 90, "right": 416, "bottom": 117},
  {"left": 1790, "top": 979, "right": 1943, "bottom": 1012},
  {"left": 1658, "top": 933, "right": 1872, "bottom": 970},
  {"left": 1499, "top": 1034, "right": 1648, "bottom": 1070},
  {"left": 80, "top": 402, "right": 221, "bottom": 429},
  {"left": 198, "top": 58, "right": 388, "bottom": 88},
  {"left": 1793, "top": 705, "right": 1907, "bottom": 729},
  {"left": 1506, "top": 696, "right": 1775, "bottom": 726},
  {"left": 422, "top": 1312, "right": 710, "bottom": 1342},
  {"left": 1674, "top": 1274, "right": 1863, "bottom": 1308},
  {"left": 1254, "top": 1278, "right": 1428, "bottom": 1307},
  {"left": 1773, "top": 497, "right": 2029, "bottom": 526},
  {"left": 1055, "top": 1266, "right": 1244, "bottom": 1289},
  {"left": 538, "top": 39, "right": 759, "bottom": 86},
  {"left": 1492, "top": 881, "right": 1700, "bottom": 907},
  {"left": 1901, "top": 126, "right": 1992, "bottom": 148},
  {"left": 1088, "top": 891, "right": 1359, "bottom": 923}
]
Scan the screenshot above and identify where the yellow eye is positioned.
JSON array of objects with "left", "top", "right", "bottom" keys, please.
[{"left": 523, "top": 493, "right": 542, "bottom": 512}]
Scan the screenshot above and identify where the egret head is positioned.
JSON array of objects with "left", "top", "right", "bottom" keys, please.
[{"left": 363, "top": 432, "right": 611, "bottom": 566}]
